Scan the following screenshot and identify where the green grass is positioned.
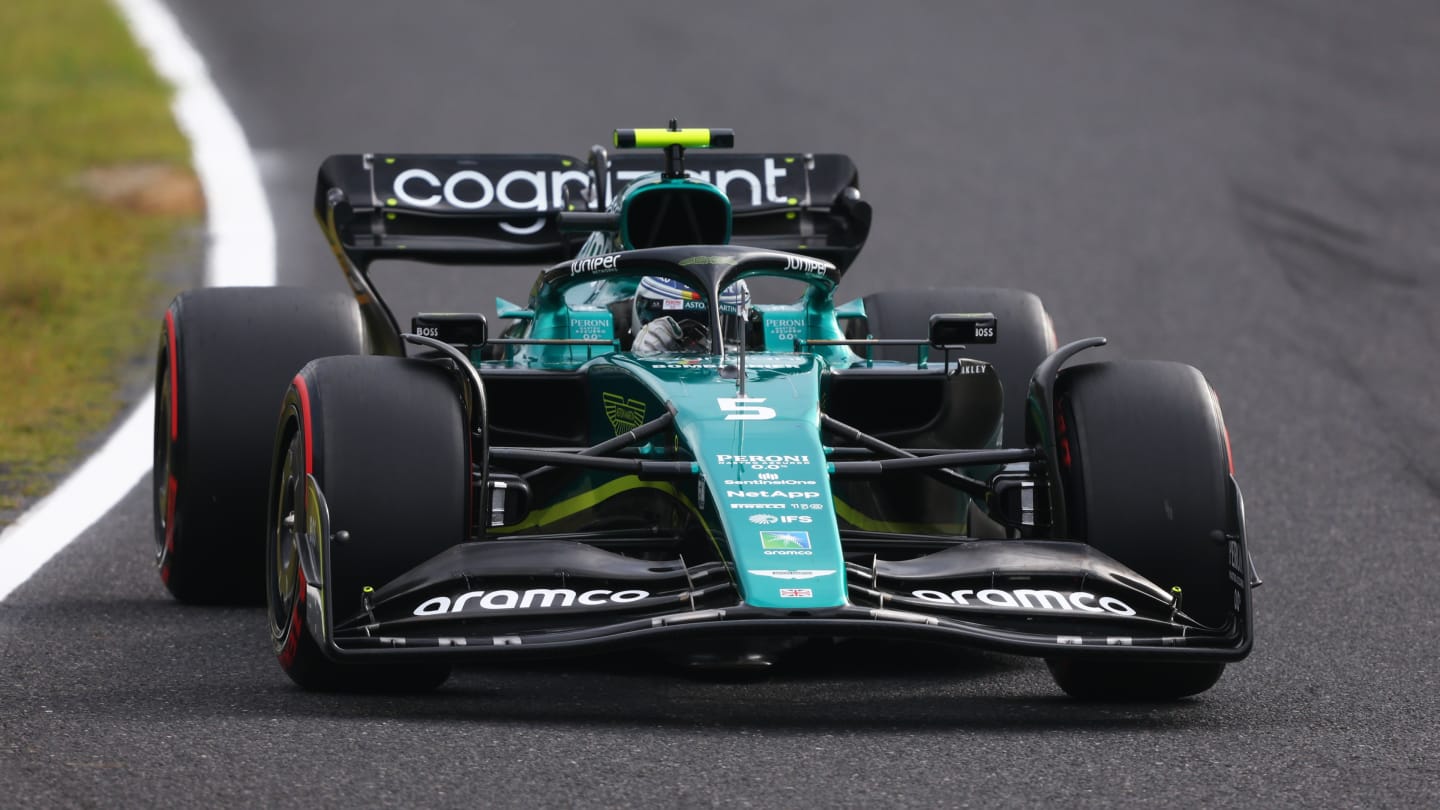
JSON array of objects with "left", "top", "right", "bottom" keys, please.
[{"left": 0, "top": 0, "right": 197, "bottom": 517}]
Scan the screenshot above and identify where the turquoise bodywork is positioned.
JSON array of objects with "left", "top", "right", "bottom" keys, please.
[
  {"left": 483, "top": 259, "right": 864, "bottom": 610},
  {"left": 476, "top": 169, "right": 989, "bottom": 613},
  {"left": 608, "top": 353, "right": 844, "bottom": 609}
]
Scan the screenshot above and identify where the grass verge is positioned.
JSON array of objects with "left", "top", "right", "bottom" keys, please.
[{"left": 0, "top": 0, "right": 200, "bottom": 520}]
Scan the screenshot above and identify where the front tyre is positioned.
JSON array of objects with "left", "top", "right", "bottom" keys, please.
[
  {"left": 1046, "top": 360, "right": 1236, "bottom": 700},
  {"left": 267, "top": 355, "right": 467, "bottom": 692},
  {"left": 1046, "top": 659, "right": 1226, "bottom": 701}
]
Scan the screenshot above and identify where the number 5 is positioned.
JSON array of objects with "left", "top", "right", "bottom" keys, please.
[{"left": 717, "top": 396, "right": 776, "bottom": 421}]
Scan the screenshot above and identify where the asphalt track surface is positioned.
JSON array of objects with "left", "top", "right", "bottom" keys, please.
[{"left": 4, "top": 1, "right": 1440, "bottom": 806}]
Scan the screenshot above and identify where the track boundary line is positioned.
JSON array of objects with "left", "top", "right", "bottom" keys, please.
[{"left": 0, "top": 0, "right": 273, "bottom": 601}]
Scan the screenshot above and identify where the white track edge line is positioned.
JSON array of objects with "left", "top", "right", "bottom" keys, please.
[{"left": 0, "top": 0, "right": 274, "bottom": 602}]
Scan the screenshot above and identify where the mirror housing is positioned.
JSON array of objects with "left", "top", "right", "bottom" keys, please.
[
  {"left": 411, "top": 313, "right": 488, "bottom": 346},
  {"left": 929, "top": 313, "right": 997, "bottom": 348}
]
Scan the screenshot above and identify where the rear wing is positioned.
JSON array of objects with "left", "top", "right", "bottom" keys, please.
[
  {"left": 315, "top": 150, "right": 869, "bottom": 270},
  {"left": 315, "top": 153, "right": 587, "bottom": 268},
  {"left": 607, "top": 152, "right": 869, "bottom": 271}
]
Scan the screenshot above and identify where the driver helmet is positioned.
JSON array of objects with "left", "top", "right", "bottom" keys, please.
[{"left": 632, "top": 276, "right": 751, "bottom": 347}]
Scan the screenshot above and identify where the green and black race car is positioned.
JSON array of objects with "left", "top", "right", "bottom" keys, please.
[{"left": 153, "top": 125, "right": 1257, "bottom": 699}]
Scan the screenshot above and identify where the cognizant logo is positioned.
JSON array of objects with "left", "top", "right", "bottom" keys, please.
[{"left": 392, "top": 168, "right": 588, "bottom": 212}]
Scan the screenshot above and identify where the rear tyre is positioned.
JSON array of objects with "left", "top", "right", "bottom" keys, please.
[
  {"left": 1046, "top": 360, "right": 1235, "bottom": 700},
  {"left": 268, "top": 355, "right": 466, "bottom": 692},
  {"left": 154, "top": 287, "right": 367, "bottom": 604},
  {"left": 846, "top": 287, "right": 1056, "bottom": 446}
]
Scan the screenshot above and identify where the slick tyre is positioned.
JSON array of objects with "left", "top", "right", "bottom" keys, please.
[
  {"left": 847, "top": 288, "right": 1056, "bottom": 446},
  {"left": 154, "top": 287, "right": 366, "bottom": 604},
  {"left": 268, "top": 355, "right": 466, "bottom": 692},
  {"left": 1046, "top": 658, "right": 1225, "bottom": 701},
  {"left": 1046, "top": 360, "right": 1234, "bottom": 700}
]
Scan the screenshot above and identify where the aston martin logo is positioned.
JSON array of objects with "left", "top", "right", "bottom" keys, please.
[{"left": 602, "top": 392, "right": 647, "bottom": 435}]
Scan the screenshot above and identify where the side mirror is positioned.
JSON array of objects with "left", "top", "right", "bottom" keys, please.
[
  {"left": 929, "top": 313, "right": 997, "bottom": 347},
  {"left": 411, "top": 313, "right": 488, "bottom": 346},
  {"left": 834, "top": 297, "right": 866, "bottom": 321}
]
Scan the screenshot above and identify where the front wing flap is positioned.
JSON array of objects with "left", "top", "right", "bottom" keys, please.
[{"left": 319, "top": 537, "right": 1252, "bottom": 662}]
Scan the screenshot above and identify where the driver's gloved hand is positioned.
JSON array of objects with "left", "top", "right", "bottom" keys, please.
[{"left": 633, "top": 316, "right": 685, "bottom": 355}]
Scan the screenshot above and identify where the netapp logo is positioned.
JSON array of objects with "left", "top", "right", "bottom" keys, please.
[
  {"left": 726, "top": 490, "right": 820, "bottom": 499},
  {"left": 910, "top": 589, "right": 1137, "bottom": 616},
  {"left": 413, "top": 588, "right": 650, "bottom": 615}
]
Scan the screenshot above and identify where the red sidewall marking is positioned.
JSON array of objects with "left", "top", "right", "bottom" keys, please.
[
  {"left": 278, "top": 567, "right": 305, "bottom": 670},
  {"left": 292, "top": 375, "right": 314, "bottom": 476},
  {"left": 281, "top": 377, "right": 313, "bottom": 671},
  {"left": 1055, "top": 407, "right": 1072, "bottom": 469},
  {"left": 164, "top": 475, "right": 178, "bottom": 553},
  {"left": 164, "top": 309, "right": 179, "bottom": 441}
]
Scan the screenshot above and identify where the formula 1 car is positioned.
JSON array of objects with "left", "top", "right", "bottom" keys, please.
[{"left": 152, "top": 125, "right": 1257, "bottom": 699}]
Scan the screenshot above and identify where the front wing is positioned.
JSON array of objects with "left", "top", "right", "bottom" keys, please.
[{"left": 310, "top": 535, "right": 1253, "bottom": 664}]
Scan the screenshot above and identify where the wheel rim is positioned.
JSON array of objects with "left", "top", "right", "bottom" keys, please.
[
  {"left": 152, "top": 359, "right": 177, "bottom": 569},
  {"left": 269, "top": 428, "right": 303, "bottom": 644}
]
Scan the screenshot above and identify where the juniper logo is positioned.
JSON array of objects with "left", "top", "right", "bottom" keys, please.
[
  {"left": 783, "top": 255, "right": 830, "bottom": 275},
  {"left": 572, "top": 254, "right": 620, "bottom": 274}
]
